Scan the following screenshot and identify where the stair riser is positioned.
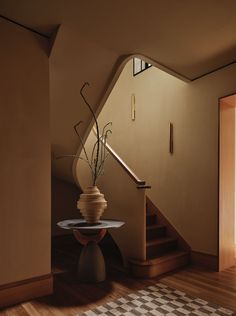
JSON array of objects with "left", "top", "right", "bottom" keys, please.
[
  {"left": 146, "top": 227, "right": 166, "bottom": 240},
  {"left": 130, "top": 254, "right": 189, "bottom": 278},
  {"left": 147, "top": 241, "right": 177, "bottom": 258},
  {"left": 146, "top": 215, "right": 157, "bottom": 225}
]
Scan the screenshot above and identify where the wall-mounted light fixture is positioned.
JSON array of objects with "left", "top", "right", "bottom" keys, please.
[
  {"left": 131, "top": 94, "right": 136, "bottom": 121},
  {"left": 169, "top": 122, "right": 174, "bottom": 154}
]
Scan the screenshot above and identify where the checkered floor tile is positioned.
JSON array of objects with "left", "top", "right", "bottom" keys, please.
[{"left": 78, "top": 282, "right": 235, "bottom": 315}]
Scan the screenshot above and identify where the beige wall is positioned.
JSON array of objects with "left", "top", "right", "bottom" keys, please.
[
  {"left": 49, "top": 26, "right": 188, "bottom": 184},
  {"left": 0, "top": 19, "right": 50, "bottom": 285},
  {"left": 50, "top": 25, "right": 121, "bottom": 182},
  {"left": 97, "top": 60, "right": 236, "bottom": 256}
]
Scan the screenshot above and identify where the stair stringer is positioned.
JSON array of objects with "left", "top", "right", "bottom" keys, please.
[
  {"left": 146, "top": 196, "right": 191, "bottom": 252},
  {"left": 129, "top": 197, "right": 191, "bottom": 278}
]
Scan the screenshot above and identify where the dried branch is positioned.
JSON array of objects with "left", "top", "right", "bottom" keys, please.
[
  {"left": 57, "top": 83, "right": 112, "bottom": 186},
  {"left": 97, "top": 153, "right": 109, "bottom": 178},
  {"left": 80, "top": 83, "right": 100, "bottom": 185},
  {"left": 74, "top": 121, "right": 88, "bottom": 160}
]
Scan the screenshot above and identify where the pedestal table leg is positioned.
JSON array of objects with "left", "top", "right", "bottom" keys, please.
[{"left": 73, "top": 229, "right": 107, "bottom": 283}]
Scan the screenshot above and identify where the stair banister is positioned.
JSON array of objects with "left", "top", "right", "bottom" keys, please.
[{"left": 92, "top": 127, "right": 151, "bottom": 188}]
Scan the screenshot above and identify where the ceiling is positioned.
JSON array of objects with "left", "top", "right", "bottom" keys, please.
[{"left": 0, "top": 0, "right": 236, "bottom": 80}]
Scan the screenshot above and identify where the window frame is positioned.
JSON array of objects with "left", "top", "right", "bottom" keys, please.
[{"left": 133, "top": 58, "right": 152, "bottom": 76}]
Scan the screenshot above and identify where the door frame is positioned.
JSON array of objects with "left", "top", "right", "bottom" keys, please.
[{"left": 218, "top": 92, "right": 236, "bottom": 271}]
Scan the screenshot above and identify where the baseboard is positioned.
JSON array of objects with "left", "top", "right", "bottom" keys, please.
[
  {"left": 130, "top": 251, "right": 190, "bottom": 278},
  {"left": 0, "top": 273, "right": 53, "bottom": 308},
  {"left": 191, "top": 251, "right": 218, "bottom": 271}
]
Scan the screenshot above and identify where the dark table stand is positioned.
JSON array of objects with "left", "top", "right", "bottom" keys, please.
[{"left": 57, "top": 219, "right": 124, "bottom": 283}]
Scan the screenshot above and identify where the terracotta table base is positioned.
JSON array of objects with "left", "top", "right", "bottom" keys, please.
[
  {"left": 57, "top": 219, "right": 125, "bottom": 283},
  {"left": 73, "top": 229, "right": 106, "bottom": 283}
]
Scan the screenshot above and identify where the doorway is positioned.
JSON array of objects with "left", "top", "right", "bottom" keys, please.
[{"left": 219, "top": 94, "right": 236, "bottom": 270}]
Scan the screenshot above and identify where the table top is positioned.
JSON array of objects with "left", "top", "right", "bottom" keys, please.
[{"left": 57, "top": 219, "right": 125, "bottom": 230}]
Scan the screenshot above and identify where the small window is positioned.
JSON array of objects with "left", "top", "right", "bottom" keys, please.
[{"left": 133, "top": 58, "right": 152, "bottom": 76}]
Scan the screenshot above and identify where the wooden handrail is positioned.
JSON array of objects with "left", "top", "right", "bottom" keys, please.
[
  {"left": 92, "top": 128, "right": 149, "bottom": 186},
  {"left": 105, "top": 142, "right": 146, "bottom": 185}
]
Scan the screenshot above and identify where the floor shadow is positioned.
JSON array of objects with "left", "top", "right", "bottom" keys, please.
[
  {"left": 37, "top": 270, "right": 115, "bottom": 308},
  {"left": 42, "top": 235, "right": 125, "bottom": 308}
]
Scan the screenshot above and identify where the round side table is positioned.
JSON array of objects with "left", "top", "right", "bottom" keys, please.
[{"left": 57, "top": 219, "right": 124, "bottom": 283}]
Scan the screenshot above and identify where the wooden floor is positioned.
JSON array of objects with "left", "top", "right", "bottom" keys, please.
[
  {"left": 1, "top": 239, "right": 236, "bottom": 315},
  {"left": 1, "top": 262, "right": 236, "bottom": 315}
]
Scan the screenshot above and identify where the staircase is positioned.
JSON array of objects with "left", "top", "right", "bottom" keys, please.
[
  {"left": 129, "top": 202, "right": 190, "bottom": 278},
  {"left": 77, "top": 130, "right": 190, "bottom": 276}
]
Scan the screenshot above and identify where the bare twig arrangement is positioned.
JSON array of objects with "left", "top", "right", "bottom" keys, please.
[{"left": 57, "top": 82, "right": 112, "bottom": 186}]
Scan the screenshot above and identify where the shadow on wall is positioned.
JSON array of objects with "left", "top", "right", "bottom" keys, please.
[{"left": 52, "top": 177, "right": 81, "bottom": 236}]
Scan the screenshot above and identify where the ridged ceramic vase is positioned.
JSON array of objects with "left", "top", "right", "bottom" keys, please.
[{"left": 77, "top": 186, "right": 107, "bottom": 224}]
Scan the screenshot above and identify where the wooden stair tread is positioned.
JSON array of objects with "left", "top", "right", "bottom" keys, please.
[
  {"left": 135, "top": 198, "right": 191, "bottom": 278},
  {"left": 146, "top": 236, "right": 176, "bottom": 247},
  {"left": 146, "top": 224, "right": 165, "bottom": 230},
  {"left": 146, "top": 213, "right": 156, "bottom": 217},
  {"left": 129, "top": 250, "right": 189, "bottom": 278},
  {"left": 146, "top": 250, "right": 189, "bottom": 265},
  {"left": 130, "top": 250, "right": 189, "bottom": 266}
]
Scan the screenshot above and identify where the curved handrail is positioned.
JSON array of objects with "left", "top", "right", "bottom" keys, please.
[{"left": 93, "top": 128, "right": 150, "bottom": 187}]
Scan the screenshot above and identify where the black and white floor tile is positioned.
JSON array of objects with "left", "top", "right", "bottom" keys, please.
[{"left": 79, "top": 283, "right": 235, "bottom": 316}]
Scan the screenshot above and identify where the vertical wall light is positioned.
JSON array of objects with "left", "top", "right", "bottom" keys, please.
[
  {"left": 169, "top": 122, "right": 174, "bottom": 154},
  {"left": 131, "top": 94, "right": 136, "bottom": 121}
]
